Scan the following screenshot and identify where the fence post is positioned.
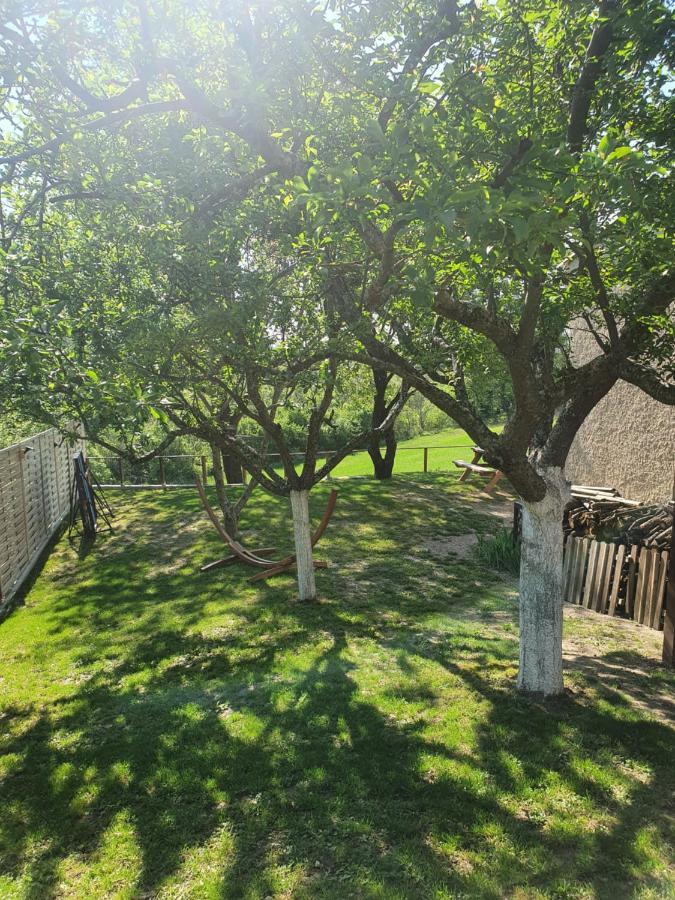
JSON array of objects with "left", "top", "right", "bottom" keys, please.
[
  {"left": 423, "top": 447, "right": 428, "bottom": 473},
  {"left": 118, "top": 457, "right": 124, "bottom": 487},
  {"left": 159, "top": 456, "right": 166, "bottom": 490},
  {"left": 201, "top": 455, "right": 208, "bottom": 484}
]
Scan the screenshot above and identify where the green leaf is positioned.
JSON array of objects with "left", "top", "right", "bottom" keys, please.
[
  {"left": 291, "top": 175, "right": 309, "bottom": 192},
  {"left": 365, "top": 120, "right": 386, "bottom": 145},
  {"left": 511, "top": 217, "right": 529, "bottom": 243},
  {"left": 604, "top": 146, "right": 633, "bottom": 163}
]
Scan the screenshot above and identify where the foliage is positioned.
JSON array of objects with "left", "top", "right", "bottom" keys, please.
[
  {"left": 0, "top": 0, "right": 673, "bottom": 691},
  {"left": 0, "top": 0, "right": 671, "bottom": 501},
  {"left": 0, "top": 411, "right": 46, "bottom": 449},
  {"left": 475, "top": 528, "right": 522, "bottom": 577}
]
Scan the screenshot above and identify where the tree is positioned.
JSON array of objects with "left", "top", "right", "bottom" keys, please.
[
  {"left": 1, "top": 0, "right": 673, "bottom": 690},
  {"left": 0, "top": 173, "right": 407, "bottom": 599},
  {"left": 367, "top": 368, "right": 403, "bottom": 480}
]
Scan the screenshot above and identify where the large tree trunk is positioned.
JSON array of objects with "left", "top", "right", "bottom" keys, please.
[
  {"left": 517, "top": 467, "right": 570, "bottom": 697},
  {"left": 367, "top": 369, "right": 398, "bottom": 480},
  {"left": 368, "top": 428, "right": 397, "bottom": 479},
  {"left": 290, "top": 489, "right": 316, "bottom": 601},
  {"left": 221, "top": 449, "right": 243, "bottom": 484},
  {"left": 211, "top": 444, "right": 241, "bottom": 538}
]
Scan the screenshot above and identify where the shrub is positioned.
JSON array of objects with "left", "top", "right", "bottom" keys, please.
[{"left": 475, "top": 528, "right": 521, "bottom": 576}]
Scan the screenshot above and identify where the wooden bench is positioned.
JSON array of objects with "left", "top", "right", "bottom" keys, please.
[{"left": 453, "top": 447, "right": 504, "bottom": 493}]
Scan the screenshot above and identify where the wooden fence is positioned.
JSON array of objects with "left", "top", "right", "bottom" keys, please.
[
  {"left": 0, "top": 427, "right": 83, "bottom": 607},
  {"left": 87, "top": 443, "right": 474, "bottom": 488},
  {"left": 563, "top": 535, "right": 669, "bottom": 630}
]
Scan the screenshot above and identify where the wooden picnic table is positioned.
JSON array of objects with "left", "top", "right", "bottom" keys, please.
[{"left": 453, "top": 446, "right": 504, "bottom": 493}]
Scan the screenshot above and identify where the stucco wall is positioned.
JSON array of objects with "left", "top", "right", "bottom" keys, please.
[{"left": 566, "top": 329, "right": 675, "bottom": 503}]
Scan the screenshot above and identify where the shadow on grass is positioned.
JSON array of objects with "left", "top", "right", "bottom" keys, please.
[{"left": 0, "top": 479, "right": 673, "bottom": 897}]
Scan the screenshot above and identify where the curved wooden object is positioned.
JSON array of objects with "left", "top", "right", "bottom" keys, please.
[
  {"left": 247, "top": 488, "right": 338, "bottom": 583},
  {"left": 195, "top": 478, "right": 338, "bottom": 578},
  {"left": 196, "top": 477, "right": 279, "bottom": 567}
]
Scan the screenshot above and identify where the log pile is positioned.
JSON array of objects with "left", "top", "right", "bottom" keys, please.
[{"left": 564, "top": 485, "right": 672, "bottom": 551}]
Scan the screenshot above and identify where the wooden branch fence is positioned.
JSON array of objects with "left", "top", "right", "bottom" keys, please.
[
  {"left": 0, "top": 427, "right": 84, "bottom": 607},
  {"left": 563, "top": 535, "right": 669, "bottom": 630}
]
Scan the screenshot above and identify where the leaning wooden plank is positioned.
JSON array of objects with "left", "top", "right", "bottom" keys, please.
[
  {"left": 633, "top": 547, "right": 646, "bottom": 624},
  {"left": 570, "top": 538, "right": 590, "bottom": 606},
  {"left": 597, "top": 543, "right": 613, "bottom": 612},
  {"left": 582, "top": 541, "right": 600, "bottom": 609},
  {"left": 562, "top": 537, "right": 578, "bottom": 603},
  {"left": 625, "top": 545, "right": 639, "bottom": 618},
  {"left": 635, "top": 548, "right": 653, "bottom": 625},
  {"left": 592, "top": 543, "right": 610, "bottom": 613},
  {"left": 651, "top": 551, "right": 669, "bottom": 630},
  {"left": 598, "top": 543, "right": 617, "bottom": 614},
  {"left": 565, "top": 538, "right": 581, "bottom": 604},
  {"left": 608, "top": 544, "right": 626, "bottom": 616},
  {"left": 644, "top": 548, "right": 661, "bottom": 630},
  {"left": 585, "top": 541, "right": 602, "bottom": 611},
  {"left": 592, "top": 542, "right": 609, "bottom": 613}
]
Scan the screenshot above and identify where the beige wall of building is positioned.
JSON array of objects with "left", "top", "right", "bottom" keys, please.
[{"left": 566, "top": 328, "right": 675, "bottom": 503}]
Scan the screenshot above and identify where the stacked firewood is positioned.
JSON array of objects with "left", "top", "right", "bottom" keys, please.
[{"left": 564, "top": 485, "right": 673, "bottom": 550}]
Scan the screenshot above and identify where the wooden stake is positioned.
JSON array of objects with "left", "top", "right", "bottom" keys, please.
[{"left": 608, "top": 544, "right": 626, "bottom": 616}]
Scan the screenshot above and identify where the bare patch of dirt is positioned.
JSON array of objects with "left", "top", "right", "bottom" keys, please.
[
  {"left": 422, "top": 533, "right": 479, "bottom": 560},
  {"left": 479, "top": 500, "right": 514, "bottom": 523},
  {"left": 563, "top": 603, "right": 675, "bottom": 724}
]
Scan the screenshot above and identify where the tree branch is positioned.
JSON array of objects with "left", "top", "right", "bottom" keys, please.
[
  {"left": 619, "top": 360, "right": 675, "bottom": 404},
  {"left": 0, "top": 100, "right": 189, "bottom": 171},
  {"left": 567, "top": 0, "right": 618, "bottom": 154}
]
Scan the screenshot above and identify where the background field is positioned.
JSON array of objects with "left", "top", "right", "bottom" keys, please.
[
  {"left": 325, "top": 425, "right": 478, "bottom": 478},
  {"left": 86, "top": 424, "right": 494, "bottom": 486}
]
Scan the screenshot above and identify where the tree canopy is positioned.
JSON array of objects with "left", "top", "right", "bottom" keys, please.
[{"left": 1, "top": 0, "right": 673, "bottom": 691}]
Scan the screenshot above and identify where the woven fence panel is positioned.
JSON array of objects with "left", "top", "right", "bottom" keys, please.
[{"left": 0, "top": 427, "right": 83, "bottom": 606}]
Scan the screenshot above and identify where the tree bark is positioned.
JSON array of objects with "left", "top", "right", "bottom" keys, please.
[
  {"left": 367, "top": 369, "right": 398, "bottom": 479},
  {"left": 368, "top": 427, "right": 397, "bottom": 479},
  {"left": 517, "top": 466, "right": 570, "bottom": 696},
  {"left": 221, "top": 448, "right": 243, "bottom": 484},
  {"left": 211, "top": 443, "right": 241, "bottom": 538},
  {"left": 290, "top": 489, "right": 316, "bottom": 601}
]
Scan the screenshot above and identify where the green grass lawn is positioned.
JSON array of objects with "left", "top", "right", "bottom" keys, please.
[
  {"left": 90, "top": 424, "right": 491, "bottom": 487},
  {"left": 328, "top": 425, "right": 480, "bottom": 478},
  {"left": 0, "top": 474, "right": 673, "bottom": 898}
]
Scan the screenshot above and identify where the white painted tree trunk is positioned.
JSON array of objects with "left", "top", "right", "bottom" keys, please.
[
  {"left": 517, "top": 467, "right": 570, "bottom": 696},
  {"left": 290, "top": 489, "right": 316, "bottom": 602}
]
